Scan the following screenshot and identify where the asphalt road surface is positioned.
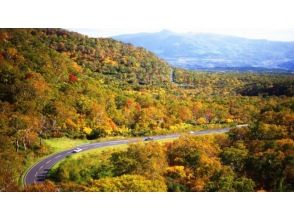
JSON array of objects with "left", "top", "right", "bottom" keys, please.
[{"left": 24, "top": 126, "right": 236, "bottom": 185}]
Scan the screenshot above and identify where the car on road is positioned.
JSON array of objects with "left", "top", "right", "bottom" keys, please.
[
  {"left": 144, "top": 137, "right": 154, "bottom": 141},
  {"left": 73, "top": 147, "right": 82, "bottom": 153},
  {"left": 189, "top": 131, "right": 195, "bottom": 134},
  {"left": 236, "top": 124, "right": 248, "bottom": 128}
]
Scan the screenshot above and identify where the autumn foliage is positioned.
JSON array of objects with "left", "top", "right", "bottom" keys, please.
[
  {"left": 68, "top": 73, "right": 78, "bottom": 83},
  {"left": 0, "top": 29, "right": 293, "bottom": 191}
]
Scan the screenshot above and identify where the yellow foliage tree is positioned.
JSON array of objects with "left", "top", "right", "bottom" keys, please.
[
  {"left": 196, "top": 117, "right": 207, "bottom": 125},
  {"left": 83, "top": 127, "right": 92, "bottom": 135}
]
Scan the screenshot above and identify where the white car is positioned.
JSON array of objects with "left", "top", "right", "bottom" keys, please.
[
  {"left": 236, "top": 124, "right": 248, "bottom": 128},
  {"left": 73, "top": 147, "right": 82, "bottom": 153},
  {"left": 189, "top": 131, "right": 195, "bottom": 134}
]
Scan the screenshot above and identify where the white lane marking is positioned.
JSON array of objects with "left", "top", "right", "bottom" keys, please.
[
  {"left": 39, "top": 165, "right": 44, "bottom": 170},
  {"left": 35, "top": 173, "right": 38, "bottom": 177},
  {"left": 45, "top": 160, "right": 51, "bottom": 164},
  {"left": 55, "top": 155, "right": 62, "bottom": 159}
]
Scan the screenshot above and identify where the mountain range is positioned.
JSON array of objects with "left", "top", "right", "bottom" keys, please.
[{"left": 113, "top": 30, "right": 294, "bottom": 72}]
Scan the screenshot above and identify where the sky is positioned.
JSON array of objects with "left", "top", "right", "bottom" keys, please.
[
  {"left": 67, "top": 0, "right": 294, "bottom": 41},
  {"left": 2, "top": 0, "right": 294, "bottom": 41}
]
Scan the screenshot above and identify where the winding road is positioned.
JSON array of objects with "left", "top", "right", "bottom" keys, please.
[{"left": 24, "top": 127, "right": 235, "bottom": 185}]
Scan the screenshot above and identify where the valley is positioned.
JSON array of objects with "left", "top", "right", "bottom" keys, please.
[{"left": 114, "top": 30, "right": 294, "bottom": 72}]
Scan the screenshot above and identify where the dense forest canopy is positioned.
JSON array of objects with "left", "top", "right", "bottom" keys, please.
[
  {"left": 0, "top": 29, "right": 293, "bottom": 191},
  {"left": 173, "top": 68, "right": 294, "bottom": 96}
]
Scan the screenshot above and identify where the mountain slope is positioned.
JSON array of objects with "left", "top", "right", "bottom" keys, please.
[
  {"left": 113, "top": 30, "right": 294, "bottom": 72},
  {"left": 39, "top": 29, "right": 171, "bottom": 84},
  {"left": 0, "top": 29, "right": 171, "bottom": 86},
  {"left": 0, "top": 28, "right": 176, "bottom": 142}
]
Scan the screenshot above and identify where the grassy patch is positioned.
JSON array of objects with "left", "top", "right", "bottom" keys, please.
[
  {"left": 43, "top": 137, "right": 90, "bottom": 152},
  {"left": 71, "top": 144, "right": 129, "bottom": 159}
]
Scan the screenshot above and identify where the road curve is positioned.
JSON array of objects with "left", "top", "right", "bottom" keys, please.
[{"left": 24, "top": 127, "right": 234, "bottom": 185}]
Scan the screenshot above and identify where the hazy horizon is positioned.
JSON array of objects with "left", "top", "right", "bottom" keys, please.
[{"left": 69, "top": 28, "right": 294, "bottom": 42}]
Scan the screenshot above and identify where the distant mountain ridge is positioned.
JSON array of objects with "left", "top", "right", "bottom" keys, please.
[{"left": 113, "top": 30, "right": 294, "bottom": 72}]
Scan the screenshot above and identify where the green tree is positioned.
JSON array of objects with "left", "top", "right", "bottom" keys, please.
[
  {"left": 205, "top": 167, "right": 255, "bottom": 192},
  {"left": 220, "top": 142, "right": 248, "bottom": 173}
]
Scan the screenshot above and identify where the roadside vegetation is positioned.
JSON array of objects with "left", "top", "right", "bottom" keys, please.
[
  {"left": 43, "top": 138, "right": 90, "bottom": 152},
  {"left": 48, "top": 102, "right": 293, "bottom": 191}
]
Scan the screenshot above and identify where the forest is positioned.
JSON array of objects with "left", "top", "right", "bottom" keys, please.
[{"left": 0, "top": 29, "right": 293, "bottom": 191}]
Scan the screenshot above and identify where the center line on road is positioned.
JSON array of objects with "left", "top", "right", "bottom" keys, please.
[
  {"left": 55, "top": 155, "right": 62, "bottom": 159},
  {"left": 45, "top": 160, "right": 51, "bottom": 164}
]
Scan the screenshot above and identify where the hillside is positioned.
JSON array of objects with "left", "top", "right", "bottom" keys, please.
[
  {"left": 114, "top": 30, "right": 294, "bottom": 72},
  {"left": 0, "top": 28, "right": 186, "bottom": 147},
  {"left": 1, "top": 29, "right": 171, "bottom": 86}
]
